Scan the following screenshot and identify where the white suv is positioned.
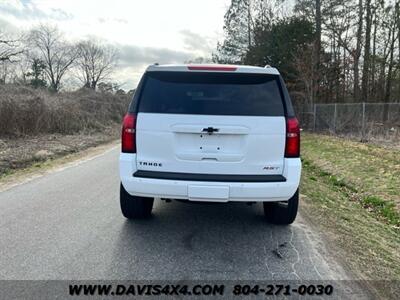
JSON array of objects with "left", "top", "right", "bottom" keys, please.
[{"left": 119, "top": 64, "right": 301, "bottom": 224}]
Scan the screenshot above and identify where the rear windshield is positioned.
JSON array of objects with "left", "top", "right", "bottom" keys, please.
[{"left": 136, "top": 71, "right": 285, "bottom": 116}]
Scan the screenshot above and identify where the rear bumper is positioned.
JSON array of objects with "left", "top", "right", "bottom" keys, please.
[{"left": 119, "top": 154, "right": 301, "bottom": 202}]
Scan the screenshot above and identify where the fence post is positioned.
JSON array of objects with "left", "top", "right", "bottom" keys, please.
[
  {"left": 333, "top": 103, "right": 337, "bottom": 133},
  {"left": 361, "top": 102, "right": 366, "bottom": 139},
  {"left": 313, "top": 104, "right": 317, "bottom": 131}
]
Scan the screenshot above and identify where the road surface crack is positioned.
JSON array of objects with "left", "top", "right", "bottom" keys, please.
[{"left": 288, "top": 227, "right": 301, "bottom": 280}]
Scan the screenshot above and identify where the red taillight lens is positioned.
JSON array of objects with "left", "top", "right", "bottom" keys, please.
[
  {"left": 121, "top": 113, "right": 136, "bottom": 153},
  {"left": 285, "top": 117, "right": 300, "bottom": 158},
  {"left": 187, "top": 65, "right": 237, "bottom": 71}
]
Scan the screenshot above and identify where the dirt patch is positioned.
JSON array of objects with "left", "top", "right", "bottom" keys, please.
[{"left": 0, "top": 125, "right": 119, "bottom": 177}]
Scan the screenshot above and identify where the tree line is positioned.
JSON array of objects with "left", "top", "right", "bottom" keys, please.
[
  {"left": 0, "top": 24, "right": 120, "bottom": 93},
  {"left": 213, "top": 0, "right": 400, "bottom": 106}
]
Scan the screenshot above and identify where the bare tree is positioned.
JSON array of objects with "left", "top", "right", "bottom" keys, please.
[
  {"left": 212, "top": 0, "right": 400, "bottom": 107},
  {"left": 361, "top": 0, "right": 372, "bottom": 102},
  {"left": 0, "top": 33, "right": 24, "bottom": 63},
  {"left": 293, "top": 43, "right": 316, "bottom": 105},
  {"left": 353, "top": 0, "right": 363, "bottom": 101},
  {"left": 29, "top": 24, "right": 78, "bottom": 92},
  {"left": 76, "top": 40, "right": 117, "bottom": 90},
  {"left": 315, "top": 0, "right": 322, "bottom": 71},
  {"left": 0, "top": 32, "right": 25, "bottom": 83}
]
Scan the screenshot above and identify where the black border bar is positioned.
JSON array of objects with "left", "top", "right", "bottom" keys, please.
[{"left": 133, "top": 171, "right": 286, "bottom": 182}]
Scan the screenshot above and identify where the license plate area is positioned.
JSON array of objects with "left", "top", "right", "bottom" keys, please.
[{"left": 188, "top": 185, "right": 229, "bottom": 202}]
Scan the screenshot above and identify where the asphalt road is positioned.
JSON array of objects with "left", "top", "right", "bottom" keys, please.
[{"left": 0, "top": 145, "right": 369, "bottom": 297}]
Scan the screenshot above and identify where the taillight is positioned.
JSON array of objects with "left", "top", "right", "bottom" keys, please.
[
  {"left": 121, "top": 113, "right": 136, "bottom": 153},
  {"left": 285, "top": 117, "right": 300, "bottom": 158},
  {"left": 187, "top": 65, "right": 237, "bottom": 71}
]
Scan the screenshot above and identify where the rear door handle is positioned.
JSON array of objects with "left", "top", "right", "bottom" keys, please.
[
  {"left": 202, "top": 127, "right": 219, "bottom": 134},
  {"left": 170, "top": 124, "right": 249, "bottom": 134}
]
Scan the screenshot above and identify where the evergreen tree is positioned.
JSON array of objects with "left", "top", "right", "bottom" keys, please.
[
  {"left": 26, "top": 58, "right": 47, "bottom": 89},
  {"left": 213, "top": 0, "right": 255, "bottom": 63},
  {"left": 244, "top": 17, "right": 315, "bottom": 82}
]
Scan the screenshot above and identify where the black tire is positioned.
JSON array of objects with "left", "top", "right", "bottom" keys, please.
[
  {"left": 263, "top": 189, "right": 299, "bottom": 225},
  {"left": 120, "top": 183, "right": 154, "bottom": 219}
]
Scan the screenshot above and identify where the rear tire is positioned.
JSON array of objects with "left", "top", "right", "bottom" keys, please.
[
  {"left": 263, "top": 189, "right": 299, "bottom": 225},
  {"left": 120, "top": 183, "right": 154, "bottom": 219}
]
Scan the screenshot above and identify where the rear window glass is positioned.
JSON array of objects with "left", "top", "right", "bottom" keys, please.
[{"left": 137, "top": 72, "right": 284, "bottom": 116}]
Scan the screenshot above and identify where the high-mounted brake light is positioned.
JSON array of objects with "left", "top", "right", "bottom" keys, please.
[
  {"left": 285, "top": 117, "right": 300, "bottom": 158},
  {"left": 187, "top": 65, "right": 237, "bottom": 71},
  {"left": 121, "top": 113, "right": 137, "bottom": 153}
]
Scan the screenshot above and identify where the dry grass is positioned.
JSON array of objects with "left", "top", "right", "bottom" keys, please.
[
  {"left": 0, "top": 84, "right": 129, "bottom": 176},
  {"left": 0, "top": 84, "right": 130, "bottom": 136}
]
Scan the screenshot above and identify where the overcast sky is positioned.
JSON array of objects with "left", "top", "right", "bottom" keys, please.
[{"left": 0, "top": 0, "right": 230, "bottom": 89}]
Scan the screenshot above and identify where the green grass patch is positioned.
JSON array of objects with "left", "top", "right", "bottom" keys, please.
[
  {"left": 361, "top": 195, "right": 399, "bottom": 226},
  {"left": 302, "top": 157, "right": 399, "bottom": 227},
  {"left": 302, "top": 133, "right": 399, "bottom": 224},
  {"left": 302, "top": 133, "right": 400, "bottom": 208}
]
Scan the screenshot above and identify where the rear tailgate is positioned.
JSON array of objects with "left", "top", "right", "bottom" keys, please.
[{"left": 134, "top": 71, "right": 286, "bottom": 177}]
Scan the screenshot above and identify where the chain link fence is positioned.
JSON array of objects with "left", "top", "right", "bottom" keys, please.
[{"left": 297, "top": 102, "right": 400, "bottom": 142}]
